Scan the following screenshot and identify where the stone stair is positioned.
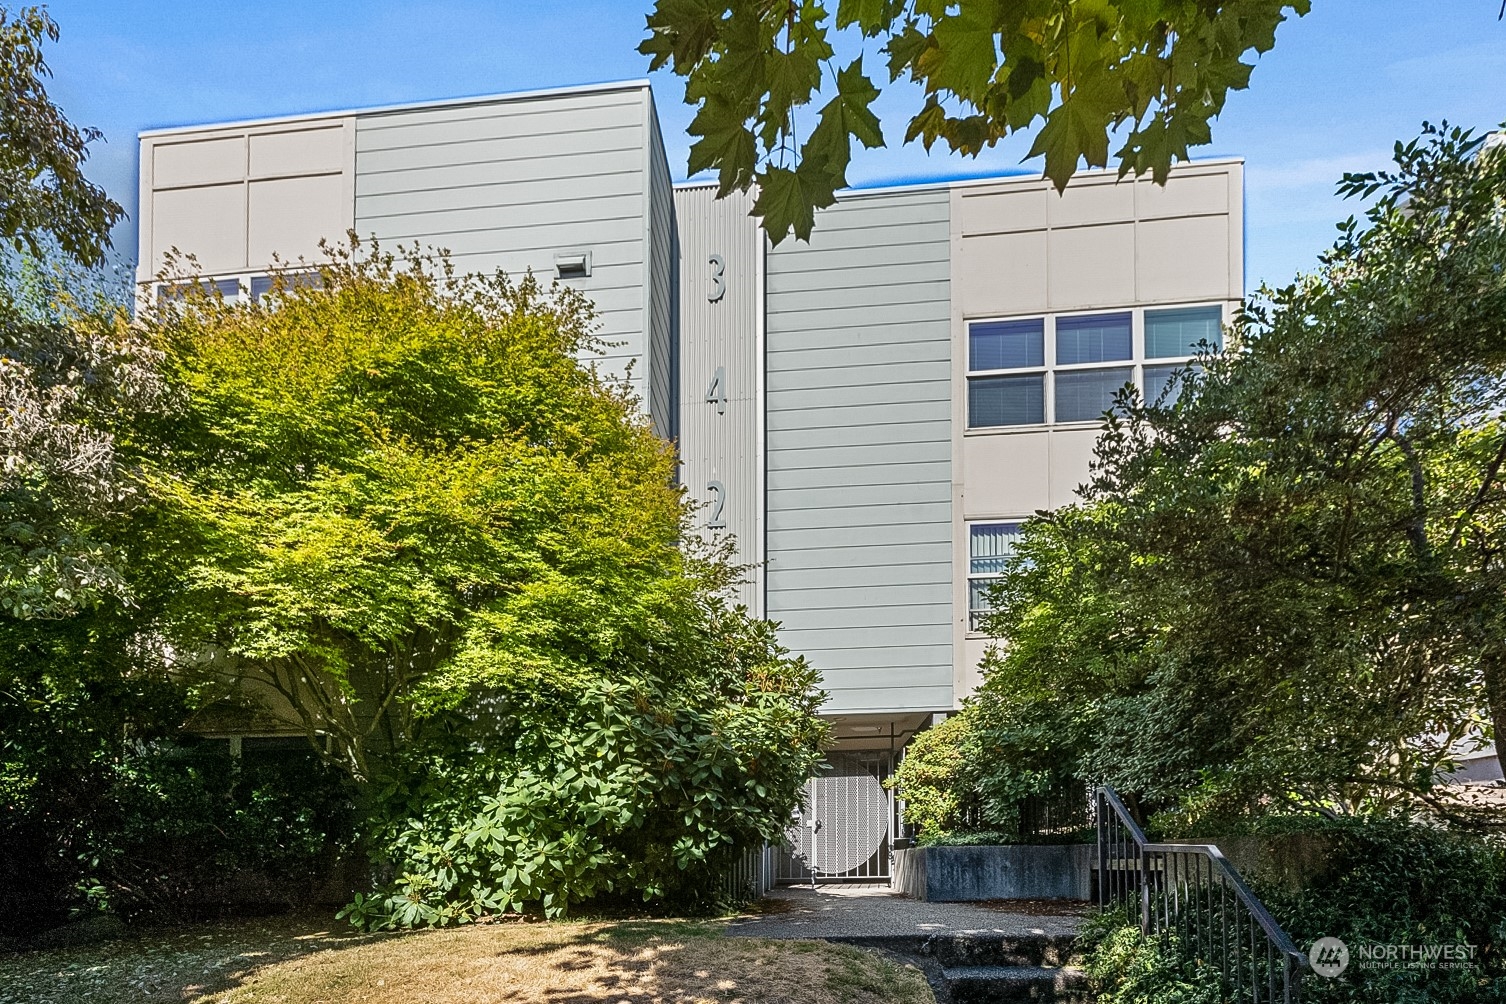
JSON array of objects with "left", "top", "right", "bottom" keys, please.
[
  {"left": 943, "top": 964, "right": 1090, "bottom": 1003},
  {"left": 830, "top": 931, "right": 1091, "bottom": 1003}
]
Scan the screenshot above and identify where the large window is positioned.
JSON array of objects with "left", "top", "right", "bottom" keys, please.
[
  {"left": 968, "top": 522, "right": 1022, "bottom": 631},
  {"left": 966, "top": 305, "right": 1224, "bottom": 429}
]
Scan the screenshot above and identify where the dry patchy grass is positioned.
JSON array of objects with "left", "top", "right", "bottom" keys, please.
[{"left": 0, "top": 914, "right": 934, "bottom": 1004}]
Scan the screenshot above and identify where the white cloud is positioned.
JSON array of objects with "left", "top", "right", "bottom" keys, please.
[{"left": 1386, "top": 40, "right": 1506, "bottom": 84}]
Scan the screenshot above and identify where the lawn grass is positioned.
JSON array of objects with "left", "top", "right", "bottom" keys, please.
[{"left": 0, "top": 913, "right": 935, "bottom": 1004}]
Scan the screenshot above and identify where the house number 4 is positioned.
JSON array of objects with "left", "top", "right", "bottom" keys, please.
[{"left": 705, "top": 365, "right": 727, "bottom": 415}]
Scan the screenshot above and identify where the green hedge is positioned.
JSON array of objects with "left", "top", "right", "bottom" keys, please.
[{"left": 1080, "top": 817, "right": 1506, "bottom": 1004}]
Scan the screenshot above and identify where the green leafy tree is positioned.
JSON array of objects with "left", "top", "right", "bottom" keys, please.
[
  {"left": 950, "top": 121, "right": 1506, "bottom": 829},
  {"left": 0, "top": 603, "right": 189, "bottom": 928},
  {"left": 0, "top": 4, "right": 141, "bottom": 618},
  {"left": 641, "top": 0, "right": 1309, "bottom": 243},
  {"left": 0, "top": 272, "right": 164, "bottom": 618},
  {"left": 142, "top": 242, "right": 828, "bottom": 920},
  {"left": 0, "top": 6, "right": 123, "bottom": 265},
  {"left": 144, "top": 241, "right": 696, "bottom": 780}
]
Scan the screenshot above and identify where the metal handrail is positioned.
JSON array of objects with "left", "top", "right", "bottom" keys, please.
[{"left": 1096, "top": 785, "right": 1309, "bottom": 1004}]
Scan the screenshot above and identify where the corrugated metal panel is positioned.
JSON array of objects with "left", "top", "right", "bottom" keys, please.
[
  {"left": 765, "top": 188, "right": 953, "bottom": 715},
  {"left": 352, "top": 89, "right": 652, "bottom": 404},
  {"left": 673, "top": 185, "right": 762, "bottom": 613},
  {"left": 645, "top": 100, "right": 675, "bottom": 439}
]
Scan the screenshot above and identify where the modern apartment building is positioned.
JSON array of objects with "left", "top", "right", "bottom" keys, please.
[{"left": 139, "top": 80, "right": 1243, "bottom": 881}]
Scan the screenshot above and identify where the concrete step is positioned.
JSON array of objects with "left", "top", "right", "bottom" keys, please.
[
  {"left": 831, "top": 931, "right": 1080, "bottom": 968},
  {"left": 943, "top": 964, "right": 1092, "bottom": 1004}
]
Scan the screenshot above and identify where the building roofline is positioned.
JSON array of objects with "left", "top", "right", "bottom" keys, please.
[
  {"left": 674, "top": 155, "right": 1246, "bottom": 198},
  {"left": 139, "top": 78, "right": 653, "bottom": 140}
]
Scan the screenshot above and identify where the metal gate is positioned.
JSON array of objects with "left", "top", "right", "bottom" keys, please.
[{"left": 776, "top": 752, "right": 895, "bottom": 883}]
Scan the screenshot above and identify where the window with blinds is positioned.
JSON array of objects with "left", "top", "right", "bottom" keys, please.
[
  {"left": 966, "top": 304, "right": 1225, "bottom": 428},
  {"left": 969, "top": 521, "right": 1022, "bottom": 632}
]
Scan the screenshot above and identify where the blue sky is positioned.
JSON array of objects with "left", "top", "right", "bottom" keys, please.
[{"left": 44, "top": 1, "right": 1506, "bottom": 291}]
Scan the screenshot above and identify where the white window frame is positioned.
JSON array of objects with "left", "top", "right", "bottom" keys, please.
[
  {"left": 1049, "top": 310, "right": 1136, "bottom": 425},
  {"left": 965, "top": 303, "right": 1226, "bottom": 431},
  {"left": 151, "top": 269, "right": 321, "bottom": 308},
  {"left": 967, "top": 520, "right": 1024, "bottom": 633}
]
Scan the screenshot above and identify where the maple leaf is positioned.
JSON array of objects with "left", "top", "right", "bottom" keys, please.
[
  {"left": 686, "top": 96, "right": 758, "bottom": 196},
  {"left": 805, "top": 57, "right": 886, "bottom": 181},
  {"left": 754, "top": 159, "right": 838, "bottom": 245},
  {"left": 921, "top": 4, "right": 1000, "bottom": 103},
  {"left": 836, "top": 0, "right": 902, "bottom": 35},
  {"left": 638, "top": 0, "right": 726, "bottom": 72},
  {"left": 1028, "top": 69, "right": 1122, "bottom": 190},
  {"left": 645, "top": 0, "right": 1308, "bottom": 243}
]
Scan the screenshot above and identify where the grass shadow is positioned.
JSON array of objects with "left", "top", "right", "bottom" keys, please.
[{"left": 0, "top": 909, "right": 935, "bottom": 1004}]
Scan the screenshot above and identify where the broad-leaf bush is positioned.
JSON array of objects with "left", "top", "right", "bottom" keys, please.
[
  {"left": 1255, "top": 817, "right": 1506, "bottom": 1003},
  {"left": 1080, "top": 913, "right": 1225, "bottom": 1004},
  {"left": 77, "top": 739, "right": 354, "bottom": 921},
  {"left": 1079, "top": 818, "right": 1506, "bottom": 1003},
  {"left": 352, "top": 629, "right": 824, "bottom": 925}
]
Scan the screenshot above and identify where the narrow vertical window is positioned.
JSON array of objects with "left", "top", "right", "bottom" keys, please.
[{"left": 968, "top": 522, "right": 1022, "bottom": 631}]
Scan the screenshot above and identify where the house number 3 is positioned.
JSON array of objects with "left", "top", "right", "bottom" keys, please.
[{"left": 708, "top": 254, "right": 726, "bottom": 302}]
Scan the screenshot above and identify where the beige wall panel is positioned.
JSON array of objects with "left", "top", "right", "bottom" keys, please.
[
  {"left": 151, "top": 183, "right": 246, "bottom": 272},
  {"left": 959, "top": 230, "right": 1047, "bottom": 316},
  {"left": 247, "top": 174, "right": 347, "bottom": 266},
  {"left": 1135, "top": 216, "right": 1231, "bottom": 304},
  {"left": 1048, "top": 428, "right": 1099, "bottom": 506},
  {"left": 1048, "top": 181, "right": 1134, "bottom": 229},
  {"left": 952, "top": 158, "right": 1244, "bottom": 708},
  {"left": 1136, "top": 171, "right": 1229, "bottom": 220},
  {"left": 250, "top": 126, "right": 345, "bottom": 178},
  {"left": 1048, "top": 223, "right": 1135, "bottom": 309},
  {"left": 153, "top": 136, "right": 246, "bottom": 188},
  {"left": 959, "top": 188, "right": 1047, "bottom": 236},
  {"left": 961, "top": 637, "right": 990, "bottom": 698},
  {"left": 961, "top": 433, "right": 1052, "bottom": 517}
]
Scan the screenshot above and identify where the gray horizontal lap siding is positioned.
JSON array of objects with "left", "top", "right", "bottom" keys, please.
[
  {"left": 352, "top": 89, "right": 650, "bottom": 399},
  {"left": 765, "top": 188, "right": 952, "bottom": 715}
]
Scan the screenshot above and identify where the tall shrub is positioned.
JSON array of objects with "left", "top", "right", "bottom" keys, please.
[{"left": 142, "top": 241, "right": 828, "bottom": 923}]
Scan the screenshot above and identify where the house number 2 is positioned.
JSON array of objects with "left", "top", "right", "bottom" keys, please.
[
  {"left": 708, "top": 254, "right": 726, "bottom": 302},
  {"left": 706, "top": 480, "right": 727, "bottom": 529}
]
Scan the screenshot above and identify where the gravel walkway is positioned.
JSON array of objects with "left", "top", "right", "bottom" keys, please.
[{"left": 725, "top": 885, "right": 1084, "bottom": 940}]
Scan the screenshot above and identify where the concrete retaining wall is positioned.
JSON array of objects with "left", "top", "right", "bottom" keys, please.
[
  {"left": 893, "top": 844, "right": 1092, "bottom": 901},
  {"left": 1186, "top": 833, "right": 1335, "bottom": 893}
]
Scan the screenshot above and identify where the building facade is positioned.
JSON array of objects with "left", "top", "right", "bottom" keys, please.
[{"left": 139, "top": 80, "right": 1243, "bottom": 880}]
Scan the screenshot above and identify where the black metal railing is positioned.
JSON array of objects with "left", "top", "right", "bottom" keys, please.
[
  {"left": 1019, "top": 778, "right": 1092, "bottom": 842},
  {"left": 1096, "top": 786, "right": 1309, "bottom": 1004},
  {"left": 944, "top": 777, "right": 1093, "bottom": 844}
]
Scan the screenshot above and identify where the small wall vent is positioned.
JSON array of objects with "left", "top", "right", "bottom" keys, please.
[{"left": 554, "top": 250, "right": 591, "bottom": 279}]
